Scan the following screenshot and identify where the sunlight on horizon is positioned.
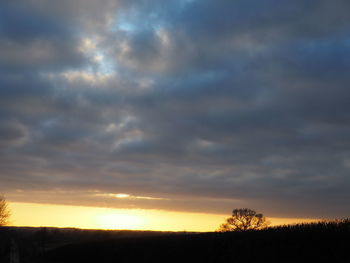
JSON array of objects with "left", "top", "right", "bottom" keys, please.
[{"left": 8, "top": 202, "right": 318, "bottom": 232}]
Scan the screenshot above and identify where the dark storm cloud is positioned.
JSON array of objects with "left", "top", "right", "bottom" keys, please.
[{"left": 1, "top": 0, "right": 350, "bottom": 218}]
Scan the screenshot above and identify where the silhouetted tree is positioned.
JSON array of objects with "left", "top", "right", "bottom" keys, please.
[
  {"left": 218, "top": 208, "right": 269, "bottom": 232},
  {"left": 0, "top": 195, "right": 10, "bottom": 226}
]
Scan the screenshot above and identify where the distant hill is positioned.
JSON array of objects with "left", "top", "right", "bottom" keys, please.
[{"left": 0, "top": 227, "right": 191, "bottom": 263}]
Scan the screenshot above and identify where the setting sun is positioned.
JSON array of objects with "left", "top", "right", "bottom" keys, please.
[
  {"left": 9, "top": 202, "right": 228, "bottom": 231},
  {"left": 95, "top": 210, "right": 145, "bottom": 230},
  {"left": 8, "top": 202, "right": 318, "bottom": 232}
]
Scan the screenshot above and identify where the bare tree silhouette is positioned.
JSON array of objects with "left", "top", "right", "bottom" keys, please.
[
  {"left": 218, "top": 208, "right": 269, "bottom": 232},
  {"left": 0, "top": 195, "right": 10, "bottom": 226}
]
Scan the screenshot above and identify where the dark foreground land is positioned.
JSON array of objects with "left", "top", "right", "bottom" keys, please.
[{"left": 1, "top": 219, "right": 349, "bottom": 263}]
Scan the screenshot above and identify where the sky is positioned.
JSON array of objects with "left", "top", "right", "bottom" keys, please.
[{"left": 1, "top": 0, "right": 350, "bottom": 230}]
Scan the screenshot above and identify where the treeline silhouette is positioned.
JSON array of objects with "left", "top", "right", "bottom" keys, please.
[{"left": 0, "top": 219, "right": 349, "bottom": 263}]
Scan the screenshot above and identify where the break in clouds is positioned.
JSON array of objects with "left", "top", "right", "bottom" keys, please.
[{"left": 1, "top": 0, "right": 350, "bottom": 218}]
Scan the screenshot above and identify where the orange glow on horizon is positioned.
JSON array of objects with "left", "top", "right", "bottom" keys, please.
[{"left": 8, "top": 202, "right": 318, "bottom": 232}]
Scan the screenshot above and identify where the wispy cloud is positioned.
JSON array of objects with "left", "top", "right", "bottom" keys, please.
[{"left": 95, "top": 193, "right": 170, "bottom": 201}]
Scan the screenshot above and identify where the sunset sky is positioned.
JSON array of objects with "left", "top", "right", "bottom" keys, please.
[{"left": 1, "top": 0, "right": 350, "bottom": 231}]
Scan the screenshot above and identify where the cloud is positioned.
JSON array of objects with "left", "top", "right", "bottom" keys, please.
[
  {"left": 0, "top": 2, "right": 86, "bottom": 71},
  {"left": 1, "top": 0, "right": 350, "bottom": 219}
]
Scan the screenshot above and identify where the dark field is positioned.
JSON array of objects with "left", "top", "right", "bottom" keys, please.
[{"left": 1, "top": 219, "right": 349, "bottom": 263}]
